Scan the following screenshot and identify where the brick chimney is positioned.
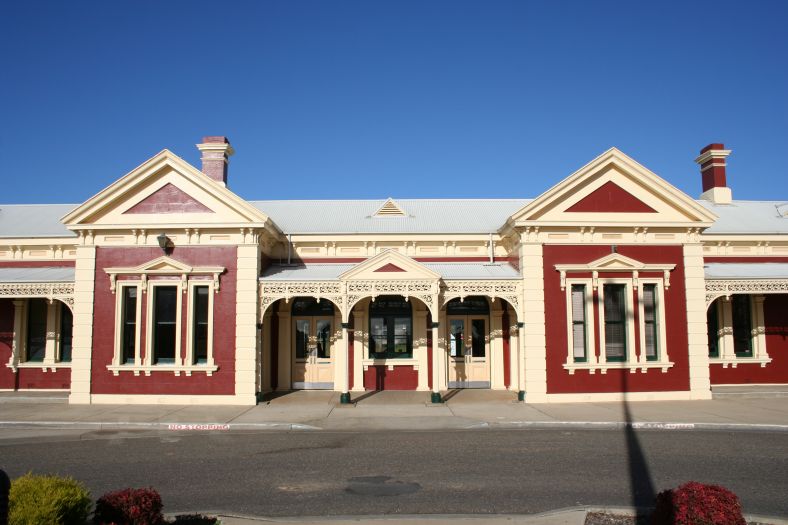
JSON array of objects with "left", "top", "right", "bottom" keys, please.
[
  {"left": 695, "top": 143, "right": 732, "bottom": 204},
  {"left": 196, "top": 136, "right": 234, "bottom": 186}
]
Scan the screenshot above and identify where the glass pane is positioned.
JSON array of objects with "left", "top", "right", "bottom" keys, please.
[
  {"left": 604, "top": 284, "right": 627, "bottom": 360},
  {"left": 450, "top": 319, "right": 464, "bottom": 357},
  {"left": 643, "top": 285, "right": 658, "bottom": 360},
  {"left": 370, "top": 317, "right": 387, "bottom": 357},
  {"left": 59, "top": 304, "right": 73, "bottom": 362},
  {"left": 471, "top": 319, "right": 485, "bottom": 357},
  {"left": 316, "top": 320, "right": 331, "bottom": 358},
  {"left": 571, "top": 285, "right": 586, "bottom": 361},
  {"left": 26, "top": 299, "right": 47, "bottom": 362},
  {"left": 295, "top": 319, "right": 310, "bottom": 359},
  {"left": 153, "top": 286, "right": 177, "bottom": 364},
  {"left": 122, "top": 287, "right": 137, "bottom": 364},
  {"left": 193, "top": 286, "right": 209, "bottom": 364},
  {"left": 732, "top": 295, "right": 753, "bottom": 356},
  {"left": 393, "top": 317, "right": 412, "bottom": 357},
  {"left": 707, "top": 303, "right": 719, "bottom": 357}
]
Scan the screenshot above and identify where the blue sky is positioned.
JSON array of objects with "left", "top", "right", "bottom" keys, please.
[{"left": 1, "top": 1, "right": 787, "bottom": 205}]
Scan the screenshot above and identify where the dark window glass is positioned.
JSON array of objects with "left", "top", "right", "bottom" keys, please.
[
  {"left": 153, "top": 286, "right": 178, "bottom": 364},
  {"left": 471, "top": 319, "right": 486, "bottom": 357},
  {"left": 707, "top": 302, "right": 719, "bottom": 358},
  {"left": 732, "top": 295, "right": 753, "bottom": 357},
  {"left": 316, "top": 319, "right": 331, "bottom": 358},
  {"left": 26, "top": 299, "right": 47, "bottom": 362},
  {"left": 604, "top": 284, "right": 627, "bottom": 361},
  {"left": 447, "top": 297, "right": 490, "bottom": 315},
  {"left": 571, "top": 285, "right": 587, "bottom": 362},
  {"left": 121, "top": 287, "right": 137, "bottom": 364},
  {"left": 292, "top": 297, "right": 335, "bottom": 316},
  {"left": 295, "top": 319, "right": 310, "bottom": 359},
  {"left": 59, "top": 304, "right": 73, "bottom": 362},
  {"left": 449, "top": 319, "right": 464, "bottom": 357},
  {"left": 193, "top": 286, "right": 209, "bottom": 364},
  {"left": 369, "top": 296, "right": 412, "bottom": 359},
  {"left": 642, "top": 284, "right": 658, "bottom": 361}
]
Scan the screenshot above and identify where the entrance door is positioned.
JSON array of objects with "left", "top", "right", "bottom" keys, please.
[
  {"left": 447, "top": 316, "right": 490, "bottom": 388},
  {"left": 292, "top": 317, "right": 334, "bottom": 389}
]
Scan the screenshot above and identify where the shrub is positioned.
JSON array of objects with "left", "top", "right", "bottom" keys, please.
[
  {"left": 93, "top": 487, "right": 164, "bottom": 525},
  {"left": 9, "top": 472, "right": 92, "bottom": 525},
  {"left": 651, "top": 481, "right": 746, "bottom": 525}
]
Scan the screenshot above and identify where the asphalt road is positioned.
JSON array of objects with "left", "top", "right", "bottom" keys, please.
[{"left": 1, "top": 428, "right": 786, "bottom": 518}]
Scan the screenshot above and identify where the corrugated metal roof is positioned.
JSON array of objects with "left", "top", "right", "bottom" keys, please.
[
  {"left": 250, "top": 199, "right": 530, "bottom": 234},
  {"left": 698, "top": 200, "right": 788, "bottom": 235},
  {"left": 704, "top": 263, "right": 788, "bottom": 279},
  {"left": 261, "top": 262, "right": 520, "bottom": 281},
  {"left": 0, "top": 204, "right": 77, "bottom": 238},
  {"left": 0, "top": 267, "right": 75, "bottom": 282}
]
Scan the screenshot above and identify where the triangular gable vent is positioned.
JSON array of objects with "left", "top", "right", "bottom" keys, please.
[{"left": 374, "top": 198, "right": 407, "bottom": 217}]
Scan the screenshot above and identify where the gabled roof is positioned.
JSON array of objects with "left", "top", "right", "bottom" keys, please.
[
  {"left": 0, "top": 204, "right": 77, "bottom": 238},
  {"left": 261, "top": 262, "right": 520, "bottom": 281},
  {"left": 698, "top": 200, "right": 788, "bottom": 235},
  {"left": 705, "top": 263, "right": 788, "bottom": 279},
  {"left": 61, "top": 149, "right": 277, "bottom": 232},
  {"left": 508, "top": 148, "right": 718, "bottom": 228},
  {"left": 0, "top": 267, "right": 75, "bottom": 282},
  {"left": 339, "top": 250, "right": 441, "bottom": 280}
]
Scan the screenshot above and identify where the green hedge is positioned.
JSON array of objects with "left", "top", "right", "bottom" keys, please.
[{"left": 9, "top": 473, "right": 92, "bottom": 525}]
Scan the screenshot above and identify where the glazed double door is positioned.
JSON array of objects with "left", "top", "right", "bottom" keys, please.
[
  {"left": 447, "top": 316, "right": 490, "bottom": 388},
  {"left": 292, "top": 317, "right": 334, "bottom": 389}
]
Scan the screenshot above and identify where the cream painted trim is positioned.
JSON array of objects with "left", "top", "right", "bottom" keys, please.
[
  {"left": 105, "top": 256, "right": 224, "bottom": 294},
  {"left": 556, "top": 253, "right": 675, "bottom": 291},
  {"left": 185, "top": 280, "right": 215, "bottom": 368},
  {"left": 339, "top": 249, "right": 441, "bottom": 280},
  {"left": 106, "top": 364, "right": 218, "bottom": 376},
  {"left": 88, "top": 394, "right": 256, "bottom": 405},
  {"left": 14, "top": 362, "right": 71, "bottom": 371},
  {"left": 637, "top": 279, "right": 669, "bottom": 365}
]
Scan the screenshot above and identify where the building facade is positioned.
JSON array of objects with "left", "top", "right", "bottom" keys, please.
[{"left": 1, "top": 138, "right": 787, "bottom": 404}]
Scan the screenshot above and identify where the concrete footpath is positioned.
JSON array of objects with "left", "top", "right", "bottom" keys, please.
[{"left": 1, "top": 386, "right": 787, "bottom": 434}]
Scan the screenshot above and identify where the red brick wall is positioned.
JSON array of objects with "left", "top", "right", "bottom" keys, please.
[
  {"left": 363, "top": 365, "right": 418, "bottom": 390},
  {"left": 543, "top": 245, "right": 690, "bottom": 394},
  {"left": 90, "top": 246, "right": 237, "bottom": 395}
]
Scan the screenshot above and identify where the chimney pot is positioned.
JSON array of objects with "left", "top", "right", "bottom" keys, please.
[
  {"left": 196, "top": 136, "right": 234, "bottom": 186},
  {"left": 696, "top": 143, "right": 732, "bottom": 204}
]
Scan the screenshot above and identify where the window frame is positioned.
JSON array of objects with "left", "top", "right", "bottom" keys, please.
[
  {"left": 563, "top": 279, "right": 595, "bottom": 367},
  {"left": 638, "top": 280, "right": 667, "bottom": 364},
  {"left": 185, "top": 280, "right": 214, "bottom": 367},
  {"left": 145, "top": 280, "right": 182, "bottom": 366},
  {"left": 113, "top": 281, "right": 143, "bottom": 367},
  {"left": 366, "top": 296, "right": 414, "bottom": 361}
]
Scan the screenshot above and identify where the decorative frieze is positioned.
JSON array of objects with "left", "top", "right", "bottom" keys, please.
[
  {"left": 705, "top": 279, "right": 788, "bottom": 306},
  {"left": 0, "top": 282, "right": 75, "bottom": 309}
]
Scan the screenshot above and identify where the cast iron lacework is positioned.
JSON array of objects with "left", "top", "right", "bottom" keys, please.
[
  {"left": 705, "top": 279, "right": 788, "bottom": 307},
  {"left": 0, "top": 282, "right": 75, "bottom": 310}
]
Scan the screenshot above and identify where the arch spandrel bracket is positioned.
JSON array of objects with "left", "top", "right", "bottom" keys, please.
[{"left": 440, "top": 280, "right": 523, "bottom": 320}]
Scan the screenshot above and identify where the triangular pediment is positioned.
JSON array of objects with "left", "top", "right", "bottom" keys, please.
[
  {"left": 564, "top": 181, "right": 657, "bottom": 213},
  {"left": 555, "top": 253, "right": 676, "bottom": 273},
  {"left": 61, "top": 149, "right": 277, "bottom": 231},
  {"left": 124, "top": 183, "right": 214, "bottom": 214},
  {"left": 508, "top": 148, "right": 717, "bottom": 228},
  {"left": 340, "top": 250, "right": 440, "bottom": 281}
]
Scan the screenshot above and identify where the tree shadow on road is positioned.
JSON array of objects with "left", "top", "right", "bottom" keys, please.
[{"left": 621, "top": 371, "right": 656, "bottom": 519}]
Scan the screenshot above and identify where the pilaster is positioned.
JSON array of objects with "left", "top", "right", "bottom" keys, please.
[
  {"left": 69, "top": 245, "right": 96, "bottom": 404},
  {"left": 490, "top": 307, "right": 504, "bottom": 389},
  {"left": 235, "top": 244, "right": 260, "bottom": 403},
  {"left": 683, "top": 243, "right": 712, "bottom": 399},
  {"left": 522, "top": 242, "right": 547, "bottom": 402}
]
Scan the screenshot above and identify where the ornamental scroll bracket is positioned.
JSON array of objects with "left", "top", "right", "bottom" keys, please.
[{"left": 0, "top": 282, "right": 75, "bottom": 313}]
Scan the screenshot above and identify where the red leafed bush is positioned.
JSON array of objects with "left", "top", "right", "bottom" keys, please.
[
  {"left": 651, "top": 481, "right": 746, "bottom": 525},
  {"left": 93, "top": 487, "right": 164, "bottom": 525}
]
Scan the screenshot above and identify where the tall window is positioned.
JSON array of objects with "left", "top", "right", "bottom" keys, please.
[
  {"left": 603, "top": 284, "right": 627, "bottom": 361},
  {"left": 642, "top": 284, "right": 658, "bottom": 361},
  {"left": 571, "top": 285, "right": 587, "bottom": 362},
  {"left": 732, "top": 295, "right": 753, "bottom": 357},
  {"left": 369, "top": 296, "right": 412, "bottom": 359},
  {"left": 25, "top": 299, "right": 47, "bottom": 362},
  {"left": 121, "top": 287, "right": 137, "bottom": 364},
  {"left": 192, "top": 286, "right": 209, "bottom": 364},
  {"left": 59, "top": 304, "right": 73, "bottom": 362},
  {"left": 153, "top": 286, "right": 178, "bottom": 364},
  {"left": 707, "top": 302, "right": 719, "bottom": 358}
]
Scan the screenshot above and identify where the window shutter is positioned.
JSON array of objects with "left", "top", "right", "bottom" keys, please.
[{"left": 571, "top": 285, "right": 586, "bottom": 360}]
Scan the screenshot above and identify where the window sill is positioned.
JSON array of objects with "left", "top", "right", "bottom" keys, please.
[
  {"left": 563, "top": 360, "right": 674, "bottom": 375},
  {"left": 7, "top": 362, "right": 71, "bottom": 373},
  {"left": 106, "top": 364, "right": 219, "bottom": 377},
  {"left": 709, "top": 356, "right": 772, "bottom": 368}
]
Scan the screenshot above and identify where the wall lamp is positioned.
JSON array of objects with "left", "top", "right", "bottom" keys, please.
[{"left": 157, "top": 233, "right": 173, "bottom": 254}]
